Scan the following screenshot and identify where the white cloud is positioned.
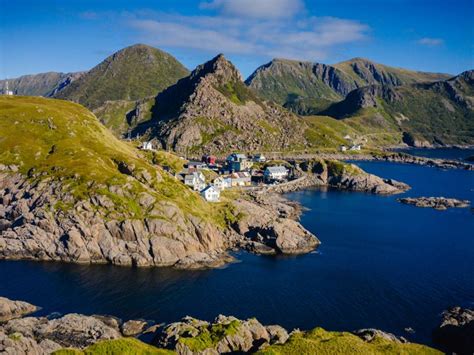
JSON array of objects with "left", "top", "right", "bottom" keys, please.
[
  {"left": 199, "top": 0, "right": 305, "bottom": 19},
  {"left": 126, "top": 11, "right": 370, "bottom": 62},
  {"left": 417, "top": 37, "right": 444, "bottom": 46}
]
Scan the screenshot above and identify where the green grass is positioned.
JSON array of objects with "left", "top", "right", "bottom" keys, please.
[
  {"left": 257, "top": 328, "right": 441, "bottom": 355},
  {"left": 53, "top": 338, "right": 174, "bottom": 355},
  {"left": 55, "top": 44, "right": 189, "bottom": 110},
  {"left": 0, "top": 96, "right": 236, "bottom": 227},
  {"left": 178, "top": 319, "right": 241, "bottom": 352}
]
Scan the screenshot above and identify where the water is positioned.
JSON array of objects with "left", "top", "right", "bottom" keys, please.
[
  {"left": 1, "top": 160, "right": 473, "bottom": 347},
  {"left": 395, "top": 147, "right": 474, "bottom": 161}
]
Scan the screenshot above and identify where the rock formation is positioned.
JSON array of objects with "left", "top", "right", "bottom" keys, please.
[
  {"left": 0, "top": 297, "right": 38, "bottom": 322},
  {"left": 432, "top": 306, "right": 474, "bottom": 354},
  {"left": 398, "top": 197, "right": 470, "bottom": 210}
]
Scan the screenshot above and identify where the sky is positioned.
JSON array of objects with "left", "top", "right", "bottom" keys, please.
[{"left": 0, "top": 0, "right": 473, "bottom": 79}]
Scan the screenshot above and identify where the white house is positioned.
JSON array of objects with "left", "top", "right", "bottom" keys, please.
[
  {"left": 264, "top": 166, "right": 288, "bottom": 182},
  {"left": 213, "top": 176, "right": 231, "bottom": 191},
  {"left": 350, "top": 144, "right": 361, "bottom": 151},
  {"left": 2, "top": 81, "right": 14, "bottom": 96},
  {"left": 201, "top": 185, "right": 220, "bottom": 202},
  {"left": 344, "top": 134, "right": 352, "bottom": 140},
  {"left": 340, "top": 145, "right": 348, "bottom": 152},
  {"left": 184, "top": 172, "right": 206, "bottom": 191},
  {"left": 141, "top": 141, "right": 154, "bottom": 151}
]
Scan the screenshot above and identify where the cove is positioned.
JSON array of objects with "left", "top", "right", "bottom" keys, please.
[{"left": 1, "top": 160, "right": 473, "bottom": 347}]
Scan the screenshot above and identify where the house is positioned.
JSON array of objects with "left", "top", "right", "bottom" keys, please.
[
  {"left": 141, "top": 141, "right": 154, "bottom": 151},
  {"left": 253, "top": 154, "right": 266, "bottom": 163},
  {"left": 202, "top": 154, "right": 217, "bottom": 165},
  {"left": 185, "top": 161, "right": 207, "bottom": 170},
  {"left": 184, "top": 172, "right": 206, "bottom": 191},
  {"left": 230, "top": 172, "right": 252, "bottom": 187},
  {"left": 2, "top": 81, "right": 14, "bottom": 96},
  {"left": 226, "top": 153, "right": 253, "bottom": 171},
  {"left": 340, "top": 145, "right": 348, "bottom": 152},
  {"left": 201, "top": 185, "right": 220, "bottom": 202},
  {"left": 350, "top": 144, "right": 361, "bottom": 151},
  {"left": 344, "top": 134, "right": 352, "bottom": 140},
  {"left": 264, "top": 166, "right": 288, "bottom": 182},
  {"left": 213, "top": 176, "right": 231, "bottom": 191}
]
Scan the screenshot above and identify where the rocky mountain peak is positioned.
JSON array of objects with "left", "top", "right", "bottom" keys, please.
[{"left": 191, "top": 53, "right": 242, "bottom": 85}]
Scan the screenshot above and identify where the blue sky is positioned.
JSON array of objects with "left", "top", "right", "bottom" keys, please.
[{"left": 0, "top": 0, "right": 472, "bottom": 79}]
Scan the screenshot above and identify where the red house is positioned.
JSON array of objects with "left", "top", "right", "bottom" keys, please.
[{"left": 202, "top": 154, "right": 217, "bottom": 165}]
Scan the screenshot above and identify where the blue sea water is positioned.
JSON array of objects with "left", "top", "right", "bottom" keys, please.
[
  {"left": 1, "top": 157, "right": 473, "bottom": 347},
  {"left": 394, "top": 147, "right": 474, "bottom": 161}
]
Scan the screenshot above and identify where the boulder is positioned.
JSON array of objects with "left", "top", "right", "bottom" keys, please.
[
  {"left": 0, "top": 297, "right": 38, "bottom": 322},
  {"left": 121, "top": 319, "right": 148, "bottom": 337}
]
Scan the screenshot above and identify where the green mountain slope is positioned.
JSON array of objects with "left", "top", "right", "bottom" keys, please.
[
  {"left": 322, "top": 70, "right": 474, "bottom": 146},
  {"left": 54, "top": 44, "right": 189, "bottom": 109},
  {"left": 246, "top": 57, "right": 450, "bottom": 115},
  {"left": 0, "top": 72, "right": 83, "bottom": 97},
  {"left": 0, "top": 96, "right": 238, "bottom": 267}
]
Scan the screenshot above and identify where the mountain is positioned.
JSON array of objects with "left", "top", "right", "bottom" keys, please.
[
  {"left": 0, "top": 72, "right": 83, "bottom": 97},
  {"left": 54, "top": 44, "right": 189, "bottom": 109},
  {"left": 322, "top": 70, "right": 474, "bottom": 146},
  {"left": 132, "top": 54, "right": 310, "bottom": 154},
  {"left": 246, "top": 57, "right": 451, "bottom": 115}
]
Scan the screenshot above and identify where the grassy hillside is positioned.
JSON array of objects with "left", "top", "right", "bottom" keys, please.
[
  {"left": 0, "top": 96, "right": 234, "bottom": 226},
  {"left": 54, "top": 44, "right": 189, "bottom": 110},
  {"left": 257, "top": 328, "right": 441, "bottom": 355},
  {"left": 323, "top": 71, "right": 474, "bottom": 146}
]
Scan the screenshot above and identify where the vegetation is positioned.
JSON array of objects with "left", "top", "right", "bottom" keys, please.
[
  {"left": 257, "top": 328, "right": 441, "bottom": 355},
  {"left": 53, "top": 338, "right": 174, "bottom": 355},
  {"left": 0, "top": 96, "right": 235, "bottom": 227},
  {"left": 178, "top": 319, "right": 241, "bottom": 352},
  {"left": 55, "top": 44, "right": 189, "bottom": 109}
]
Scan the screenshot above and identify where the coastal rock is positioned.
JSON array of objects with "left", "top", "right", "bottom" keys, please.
[
  {"left": 433, "top": 306, "right": 474, "bottom": 354},
  {"left": 155, "top": 314, "right": 282, "bottom": 353},
  {"left": 0, "top": 297, "right": 38, "bottom": 322},
  {"left": 232, "top": 193, "right": 320, "bottom": 255},
  {"left": 353, "top": 328, "right": 406, "bottom": 343},
  {"left": 299, "top": 159, "right": 410, "bottom": 194},
  {"left": 398, "top": 197, "right": 470, "bottom": 210},
  {"left": 121, "top": 319, "right": 148, "bottom": 337}
]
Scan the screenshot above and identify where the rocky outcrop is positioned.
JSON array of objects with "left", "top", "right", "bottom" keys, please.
[
  {"left": 298, "top": 159, "right": 410, "bottom": 194},
  {"left": 0, "top": 171, "right": 230, "bottom": 269},
  {"left": 121, "top": 320, "right": 148, "bottom": 337},
  {"left": 433, "top": 307, "right": 474, "bottom": 354},
  {"left": 376, "top": 152, "right": 474, "bottom": 171},
  {"left": 0, "top": 297, "right": 38, "bottom": 322},
  {"left": 155, "top": 315, "right": 289, "bottom": 354},
  {"left": 353, "top": 328, "right": 406, "bottom": 343},
  {"left": 398, "top": 197, "right": 470, "bottom": 210},
  {"left": 231, "top": 193, "right": 319, "bottom": 255}
]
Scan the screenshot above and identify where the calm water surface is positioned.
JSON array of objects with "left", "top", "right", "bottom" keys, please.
[
  {"left": 395, "top": 147, "right": 474, "bottom": 161},
  {"left": 1, "top": 158, "right": 473, "bottom": 347}
]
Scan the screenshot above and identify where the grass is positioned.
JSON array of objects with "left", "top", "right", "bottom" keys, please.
[
  {"left": 0, "top": 96, "right": 237, "bottom": 227},
  {"left": 53, "top": 338, "right": 174, "bottom": 355},
  {"left": 257, "top": 327, "right": 442, "bottom": 355},
  {"left": 178, "top": 319, "right": 241, "bottom": 352}
]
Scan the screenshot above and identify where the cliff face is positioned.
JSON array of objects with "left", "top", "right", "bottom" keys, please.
[
  {"left": 246, "top": 57, "right": 450, "bottom": 115},
  {"left": 132, "top": 54, "right": 308, "bottom": 154}
]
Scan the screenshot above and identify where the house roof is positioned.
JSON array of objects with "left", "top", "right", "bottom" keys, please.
[
  {"left": 266, "top": 166, "right": 288, "bottom": 174},
  {"left": 201, "top": 185, "right": 219, "bottom": 193}
]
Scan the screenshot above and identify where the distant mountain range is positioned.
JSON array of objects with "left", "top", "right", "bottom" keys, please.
[
  {"left": 246, "top": 57, "right": 451, "bottom": 115},
  {"left": 0, "top": 72, "right": 84, "bottom": 97},
  {"left": 2, "top": 44, "right": 472, "bottom": 149}
]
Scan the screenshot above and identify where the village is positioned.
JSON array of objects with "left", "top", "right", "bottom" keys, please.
[{"left": 141, "top": 142, "right": 293, "bottom": 202}]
